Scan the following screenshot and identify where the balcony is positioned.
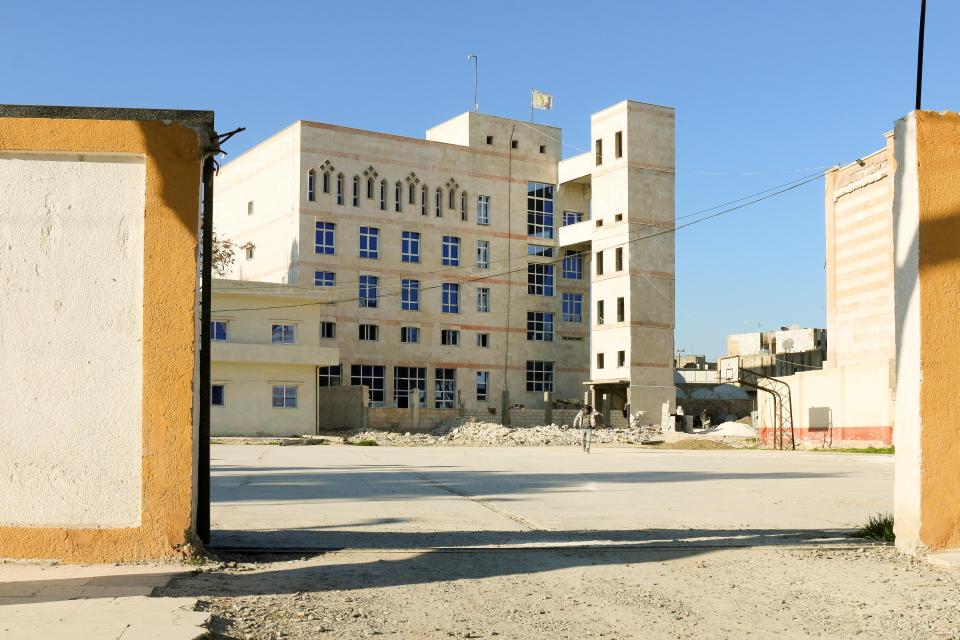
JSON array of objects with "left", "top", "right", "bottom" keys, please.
[
  {"left": 558, "top": 219, "right": 593, "bottom": 250},
  {"left": 212, "top": 341, "right": 339, "bottom": 366}
]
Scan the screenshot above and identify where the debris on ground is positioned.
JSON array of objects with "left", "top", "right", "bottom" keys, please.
[{"left": 341, "top": 418, "right": 664, "bottom": 447}]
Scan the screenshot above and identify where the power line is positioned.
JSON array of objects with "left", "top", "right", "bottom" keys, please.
[
  {"left": 212, "top": 171, "right": 823, "bottom": 313},
  {"left": 214, "top": 169, "right": 828, "bottom": 297}
]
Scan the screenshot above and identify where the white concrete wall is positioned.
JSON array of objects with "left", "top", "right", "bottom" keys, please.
[
  {"left": 756, "top": 360, "right": 894, "bottom": 445},
  {"left": 0, "top": 153, "right": 145, "bottom": 527}
]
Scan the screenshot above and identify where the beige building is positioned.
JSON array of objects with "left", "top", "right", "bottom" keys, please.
[
  {"left": 213, "top": 100, "right": 675, "bottom": 429},
  {"left": 211, "top": 280, "right": 339, "bottom": 436},
  {"left": 750, "top": 141, "right": 897, "bottom": 448}
]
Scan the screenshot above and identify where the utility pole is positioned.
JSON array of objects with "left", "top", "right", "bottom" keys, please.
[
  {"left": 916, "top": 0, "right": 927, "bottom": 110},
  {"left": 467, "top": 54, "right": 479, "bottom": 112}
]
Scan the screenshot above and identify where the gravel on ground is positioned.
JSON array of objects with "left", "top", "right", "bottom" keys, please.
[{"left": 161, "top": 545, "right": 960, "bottom": 640}]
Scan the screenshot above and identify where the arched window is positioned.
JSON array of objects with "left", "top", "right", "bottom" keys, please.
[
  {"left": 460, "top": 191, "right": 467, "bottom": 221},
  {"left": 448, "top": 188, "right": 455, "bottom": 210},
  {"left": 409, "top": 183, "right": 416, "bottom": 205},
  {"left": 394, "top": 181, "right": 402, "bottom": 212},
  {"left": 379, "top": 180, "right": 387, "bottom": 211},
  {"left": 322, "top": 171, "right": 331, "bottom": 194},
  {"left": 352, "top": 176, "right": 360, "bottom": 207},
  {"left": 367, "top": 177, "right": 374, "bottom": 200},
  {"left": 435, "top": 187, "right": 442, "bottom": 217},
  {"left": 307, "top": 169, "right": 316, "bottom": 202},
  {"left": 421, "top": 185, "right": 428, "bottom": 216},
  {"left": 336, "top": 173, "right": 344, "bottom": 205}
]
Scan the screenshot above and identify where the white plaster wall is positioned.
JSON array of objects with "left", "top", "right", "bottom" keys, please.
[
  {"left": 891, "top": 114, "right": 923, "bottom": 552},
  {"left": 0, "top": 153, "right": 145, "bottom": 527}
]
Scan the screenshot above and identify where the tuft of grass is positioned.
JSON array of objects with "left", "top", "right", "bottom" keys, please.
[
  {"left": 815, "top": 446, "right": 894, "bottom": 455},
  {"left": 852, "top": 513, "right": 895, "bottom": 542},
  {"left": 350, "top": 439, "right": 379, "bottom": 446}
]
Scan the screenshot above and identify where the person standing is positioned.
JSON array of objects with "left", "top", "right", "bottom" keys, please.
[{"left": 573, "top": 404, "right": 598, "bottom": 453}]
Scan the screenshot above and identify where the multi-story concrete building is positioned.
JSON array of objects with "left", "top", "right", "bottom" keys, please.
[{"left": 213, "top": 100, "right": 675, "bottom": 426}]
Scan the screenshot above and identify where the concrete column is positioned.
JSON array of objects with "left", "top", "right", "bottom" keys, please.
[
  {"left": 409, "top": 391, "right": 419, "bottom": 431},
  {"left": 360, "top": 385, "right": 370, "bottom": 429},
  {"left": 500, "top": 389, "right": 510, "bottom": 426},
  {"left": 892, "top": 111, "right": 960, "bottom": 555},
  {"left": 543, "top": 391, "right": 553, "bottom": 425},
  {"left": 601, "top": 393, "right": 611, "bottom": 427}
]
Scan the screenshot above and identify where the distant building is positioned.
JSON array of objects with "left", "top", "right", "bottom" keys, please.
[
  {"left": 746, "top": 140, "right": 897, "bottom": 448},
  {"left": 213, "top": 101, "right": 677, "bottom": 427}
]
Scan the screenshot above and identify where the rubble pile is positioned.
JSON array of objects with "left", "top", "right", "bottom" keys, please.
[{"left": 346, "top": 417, "right": 663, "bottom": 447}]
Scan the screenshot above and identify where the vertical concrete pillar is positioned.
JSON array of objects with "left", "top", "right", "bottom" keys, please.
[
  {"left": 360, "top": 385, "right": 370, "bottom": 429},
  {"left": 544, "top": 391, "right": 553, "bottom": 425},
  {"left": 892, "top": 111, "right": 960, "bottom": 554},
  {"left": 409, "top": 391, "right": 419, "bottom": 432},
  {"left": 500, "top": 389, "right": 510, "bottom": 427},
  {"left": 601, "top": 393, "right": 611, "bottom": 427}
]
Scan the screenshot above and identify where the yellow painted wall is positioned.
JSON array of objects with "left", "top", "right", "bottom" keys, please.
[
  {"left": 914, "top": 111, "right": 960, "bottom": 550},
  {"left": 0, "top": 115, "right": 206, "bottom": 561}
]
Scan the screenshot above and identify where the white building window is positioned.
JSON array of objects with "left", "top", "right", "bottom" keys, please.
[
  {"left": 476, "top": 371, "right": 489, "bottom": 401},
  {"left": 461, "top": 191, "right": 467, "bottom": 221},
  {"left": 441, "top": 329, "right": 460, "bottom": 346},
  {"left": 477, "top": 287, "right": 490, "bottom": 313},
  {"left": 272, "top": 385, "right": 298, "bottom": 408},
  {"left": 359, "top": 324, "right": 379, "bottom": 341},
  {"left": 435, "top": 368, "right": 456, "bottom": 408},
  {"left": 526, "top": 311, "right": 554, "bottom": 342},
  {"left": 320, "top": 321, "right": 336, "bottom": 339},
  {"left": 476, "top": 333, "right": 489, "bottom": 348},
  {"left": 271, "top": 323, "right": 296, "bottom": 344},
  {"left": 307, "top": 169, "right": 316, "bottom": 201},
  {"left": 351, "top": 364, "right": 385, "bottom": 407},
  {"left": 477, "top": 240, "right": 489, "bottom": 269},
  {"left": 477, "top": 195, "right": 490, "bottom": 225},
  {"left": 210, "top": 320, "right": 228, "bottom": 341}
]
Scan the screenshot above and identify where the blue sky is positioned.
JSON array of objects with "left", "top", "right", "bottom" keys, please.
[{"left": 4, "top": 1, "right": 956, "bottom": 358}]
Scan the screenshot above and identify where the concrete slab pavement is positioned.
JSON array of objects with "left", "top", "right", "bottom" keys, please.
[
  {"left": 0, "top": 562, "right": 209, "bottom": 639},
  {"left": 210, "top": 444, "right": 893, "bottom": 549}
]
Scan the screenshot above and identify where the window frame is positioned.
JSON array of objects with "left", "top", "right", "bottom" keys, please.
[
  {"left": 401, "top": 278, "right": 420, "bottom": 311},
  {"left": 476, "top": 371, "right": 489, "bottom": 401},
  {"left": 320, "top": 321, "right": 336, "bottom": 339},
  {"left": 272, "top": 384, "right": 298, "bottom": 409},
  {"left": 401, "top": 231, "right": 421, "bottom": 263},
  {"left": 314, "top": 270, "right": 335, "bottom": 287},
  {"left": 271, "top": 323, "right": 296, "bottom": 344},
  {"left": 525, "top": 360, "right": 554, "bottom": 392},
  {"left": 476, "top": 240, "right": 489, "bottom": 269},
  {"left": 476, "top": 195, "right": 490, "bottom": 225},
  {"left": 359, "top": 323, "right": 380, "bottom": 342},
  {"left": 526, "top": 311, "right": 554, "bottom": 342},
  {"left": 211, "top": 383, "right": 225, "bottom": 407},
  {"left": 477, "top": 286, "right": 490, "bottom": 313},
  {"left": 210, "top": 320, "right": 228, "bottom": 341},
  {"left": 434, "top": 368, "right": 457, "bottom": 408},
  {"left": 315, "top": 221, "right": 335, "bottom": 255},
  {"left": 359, "top": 226, "right": 380, "bottom": 259},
  {"left": 441, "top": 235, "right": 461, "bottom": 267},
  {"left": 526, "top": 181, "right": 555, "bottom": 239},
  {"left": 359, "top": 274, "right": 379, "bottom": 308},
  {"left": 562, "top": 292, "right": 583, "bottom": 322},
  {"left": 527, "top": 263, "right": 555, "bottom": 296},
  {"left": 441, "top": 282, "right": 460, "bottom": 314},
  {"left": 350, "top": 364, "right": 386, "bottom": 407}
]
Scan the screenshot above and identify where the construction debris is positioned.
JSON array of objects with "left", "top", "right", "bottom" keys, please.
[{"left": 344, "top": 418, "right": 664, "bottom": 447}]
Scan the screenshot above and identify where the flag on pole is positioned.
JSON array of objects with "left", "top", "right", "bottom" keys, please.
[{"left": 531, "top": 89, "right": 553, "bottom": 110}]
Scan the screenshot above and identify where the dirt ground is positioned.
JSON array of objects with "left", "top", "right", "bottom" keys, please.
[{"left": 159, "top": 545, "right": 960, "bottom": 640}]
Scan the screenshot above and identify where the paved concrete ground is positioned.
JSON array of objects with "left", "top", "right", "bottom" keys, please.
[
  {"left": 210, "top": 444, "right": 893, "bottom": 549},
  {"left": 0, "top": 562, "right": 210, "bottom": 639}
]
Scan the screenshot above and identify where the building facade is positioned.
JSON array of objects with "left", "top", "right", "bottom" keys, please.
[
  {"left": 214, "top": 101, "right": 675, "bottom": 423},
  {"left": 211, "top": 280, "right": 339, "bottom": 436}
]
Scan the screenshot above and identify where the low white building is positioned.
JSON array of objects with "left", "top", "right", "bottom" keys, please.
[{"left": 211, "top": 280, "right": 339, "bottom": 436}]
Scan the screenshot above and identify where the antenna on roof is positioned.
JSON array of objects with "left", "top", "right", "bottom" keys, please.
[{"left": 467, "top": 54, "right": 479, "bottom": 112}]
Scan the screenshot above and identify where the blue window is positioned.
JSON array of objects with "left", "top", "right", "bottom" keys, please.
[
  {"left": 562, "top": 211, "right": 583, "bottom": 226},
  {"left": 400, "top": 327, "right": 420, "bottom": 343},
  {"left": 211, "top": 384, "right": 225, "bottom": 406},
  {"left": 527, "top": 264, "right": 554, "bottom": 296},
  {"left": 442, "top": 236, "right": 460, "bottom": 266},
  {"left": 359, "top": 275, "right": 378, "bottom": 308},
  {"left": 315, "top": 221, "right": 335, "bottom": 254},
  {"left": 528, "top": 245, "right": 554, "bottom": 257},
  {"left": 272, "top": 384, "right": 298, "bottom": 408},
  {"left": 441, "top": 282, "right": 460, "bottom": 313},
  {"left": 401, "top": 279, "right": 420, "bottom": 311},
  {"left": 271, "top": 323, "right": 296, "bottom": 344},
  {"left": 562, "top": 250, "right": 583, "bottom": 279},
  {"left": 401, "top": 231, "right": 420, "bottom": 263},
  {"left": 315, "top": 271, "right": 335, "bottom": 287},
  {"left": 360, "top": 227, "right": 379, "bottom": 258},
  {"left": 527, "top": 182, "right": 555, "bottom": 238},
  {"left": 210, "top": 321, "right": 228, "bottom": 341},
  {"left": 562, "top": 293, "right": 583, "bottom": 322}
]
